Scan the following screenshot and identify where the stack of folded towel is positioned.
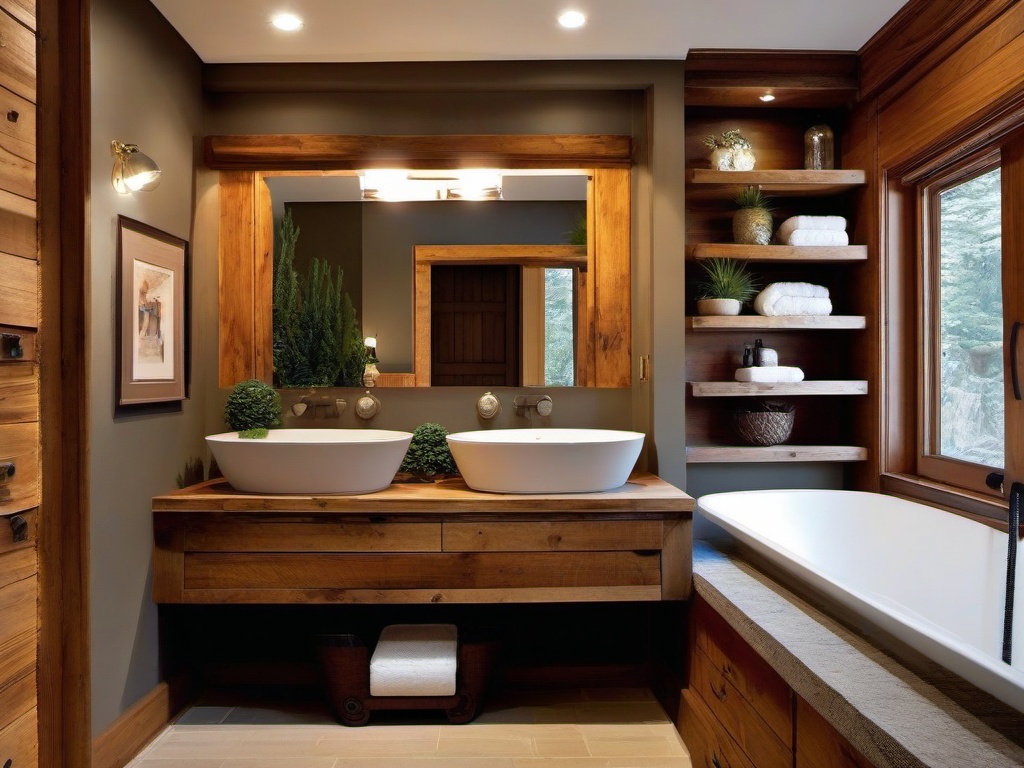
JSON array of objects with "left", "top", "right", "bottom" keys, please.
[
  {"left": 754, "top": 282, "right": 832, "bottom": 317},
  {"left": 775, "top": 215, "right": 848, "bottom": 246},
  {"left": 735, "top": 366, "right": 805, "bottom": 383}
]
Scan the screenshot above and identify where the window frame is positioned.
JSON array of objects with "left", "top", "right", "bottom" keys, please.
[{"left": 916, "top": 148, "right": 1004, "bottom": 496}]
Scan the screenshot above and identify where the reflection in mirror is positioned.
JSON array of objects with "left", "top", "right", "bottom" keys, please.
[{"left": 265, "top": 171, "right": 588, "bottom": 386}]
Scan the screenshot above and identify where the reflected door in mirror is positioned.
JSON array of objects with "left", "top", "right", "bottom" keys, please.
[{"left": 430, "top": 265, "right": 521, "bottom": 386}]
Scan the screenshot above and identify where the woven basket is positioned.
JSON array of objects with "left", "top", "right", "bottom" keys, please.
[{"left": 735, "top": 409, "right": 794, "bottom": 446}]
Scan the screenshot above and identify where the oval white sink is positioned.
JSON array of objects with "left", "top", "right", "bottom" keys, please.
[
  {"left": 206, "top": 428, "right": 413, "bottom": 494},
  {"left": 446, "top": 428, "right": 644, "bottom": 494}
]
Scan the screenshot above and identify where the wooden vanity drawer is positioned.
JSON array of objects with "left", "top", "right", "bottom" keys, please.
[
  {"left": 690, "top": 645, "right": 791, "bottom": 768},
  {"left": 0, "top": 509, "right": 35, "bottom": 554},
  {"left": 678, "top": 688, "right": 756, "bottom": 768},
  {"left": 185, "top": 520, "right": 442, "bottom": 552},
  {"left": 183, "top": 550, "right": 661, "bottom": 600},
  {"left": 0, "top": 253, "right": 38, "bottom": 323},
  {"left": 693, "top": 595, "right": 793, "bottom": 748},
  {"left": 442, "top": 520, "right": 663, "bottom": 551},
  {"left": 0, "top": 707, "right": 38, "bottom": 768},
  {"left": 0, "top": 422, "right": 39, "bottom": 514},
  {"left": 0, "top": 551, "right": 37, "bottom": 701},
  {"left": 796, "top": 696, "right": 874, "bottom": 768}
]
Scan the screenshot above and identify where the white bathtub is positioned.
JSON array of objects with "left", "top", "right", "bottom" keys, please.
[{"left": 697, "top": 489, "right": 1024, "bottom": 714}]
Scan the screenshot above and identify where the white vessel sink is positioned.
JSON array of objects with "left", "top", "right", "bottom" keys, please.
[
  {"left": 446, "top": 428, "right": 644, "bottom": 494},
  {"left": 206, "top": 428, "right": 413, "bottom": 494}
]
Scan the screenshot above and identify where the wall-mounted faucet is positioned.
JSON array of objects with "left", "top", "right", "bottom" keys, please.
[
  {"left": 513, "top": 394, "right": 553, "bottom": 418},
  {"left": 292, "top": 394, "right": 346, "bottom": 419},
  {"left": 355, "top": 391, "right": 381, "bottom": 420}
]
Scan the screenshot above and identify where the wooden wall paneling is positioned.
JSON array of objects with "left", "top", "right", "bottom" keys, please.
[
  {"left": 0, "top": 363, "right": 38, "bottom": 422},
  {"left": 876, "top": 3, "right": 1024, "bottom": 169},
  {"left": 0, "top": 707, "right": 38, "bottom": 768},
  {"left": 593, "top": 167, "right": 631, "bottom": 387},
  {"left": 413, "top": 260, "right": 431, "bottom": 386},
  {"left": 218, "top": 170, "right": 258, "bottom": 386},
  {"left": 686, "top": 109, "right": 817, "bottom": 172},
  {"left": 0, "top": 87, "right": 34, "bottom": 199},
  {"left": 0, "top": 7, "right": 35, "bottom": 102},
  {"left": 0, "top": 421, "right": 38, "bottom": 513},
  {"left": 205, "top": 134, "right": 632, "bottom": 170},
  {"left": 843, "top": 98, "right": 883, "bottom": 490},
  {"left": 860, "top": 0, "right": 1016, "bottom": 104},
  {"left": 0, "top": 543, "right": 34, "bottom": 588},
  {"left": 0, "top": 189, "right": 35, "bottom": 259},
  {"left": 0, "top": 251, "right": 37, "bottom": 325}
]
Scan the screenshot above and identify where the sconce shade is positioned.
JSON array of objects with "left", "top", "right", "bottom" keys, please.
[{"left": 112, "top": 140, "right": 161, "bottom": 193}]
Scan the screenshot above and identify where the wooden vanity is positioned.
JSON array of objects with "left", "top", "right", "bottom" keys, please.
[{"left": 152, "top": 473, "right": 693, "bottom": 605}]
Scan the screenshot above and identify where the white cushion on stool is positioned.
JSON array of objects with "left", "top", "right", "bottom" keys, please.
[{"left": 370, "top": 624, "right": 458, "bottom": 696}]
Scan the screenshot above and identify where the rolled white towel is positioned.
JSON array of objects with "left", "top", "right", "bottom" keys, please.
[
  {"left": 776, "top": 215, "right": 846, "bottom": 242},
  {"left": 763, "top": 295, "right": 833, "bottom": 316},
  {"left": 370, "top": 624, "right": 458, "bottom": 697},
  {"left": 754, "top": 282, "right": 829, "bottom": 316},
  {"left": 735, "top": 366, "right": 805, "bottom": 383},
  {"left": 784, "top": 229, "right": 850, "bottom": 247}
]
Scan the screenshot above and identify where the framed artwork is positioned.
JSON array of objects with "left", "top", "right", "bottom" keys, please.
[{"left": 117, "top": 216, "right": 189, "bottom": 405}]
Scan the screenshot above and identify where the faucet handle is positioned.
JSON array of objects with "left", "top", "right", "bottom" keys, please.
[
  {"left": 476, "top": 392, "right": 501, "bottom": 419},
  {"left": 535, "top": 395, "right": 553, "bottom": 417}
]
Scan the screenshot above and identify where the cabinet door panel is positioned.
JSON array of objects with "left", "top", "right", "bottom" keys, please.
[
  {"left": 796, "top": 696, "right": 875, "bottom": 768},
  {"left": 694, "top": 595, "right": 793, "bottom": 747},
  {"left": 678, "top": 688, "right": 757, "bottom": 768},
  {"left": 0, "top": 707, "right": 37, "bottom": 768}
]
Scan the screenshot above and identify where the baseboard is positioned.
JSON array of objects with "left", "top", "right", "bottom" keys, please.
[{"left": 92, "top": 675, "right": 190, "bottom": 768}]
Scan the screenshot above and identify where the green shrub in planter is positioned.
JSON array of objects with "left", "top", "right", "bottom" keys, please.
[{"left": 224, "top": 379, "right": 282, "bottom": 433}]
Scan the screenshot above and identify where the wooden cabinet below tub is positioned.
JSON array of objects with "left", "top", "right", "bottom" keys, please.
[
  {"left": 152, "top": 472, "right": 693, "bottom": 605},
  {"left": 680, "top": 595, "right": 875, "bottom": 768}
]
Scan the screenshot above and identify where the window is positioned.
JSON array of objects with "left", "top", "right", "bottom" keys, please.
[{"left": 917, "top": 145, "right": 1020, "bottom": 497}]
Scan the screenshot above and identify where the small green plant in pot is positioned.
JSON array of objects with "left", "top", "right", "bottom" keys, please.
[
  {"left": 399, "top": 423, "right": 458, "bottom": 481},
  {"left": 224, "top": 379, "right": 282, "bottom": 438},
  {"left": 695, "top": 258, "right": 757, "bottom": 316},
  {"left": 733, "top": 186, "right": 774, "bottom": 245}
]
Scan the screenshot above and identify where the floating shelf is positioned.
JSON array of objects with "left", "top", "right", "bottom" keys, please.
[
  {"left": 689, "top": 381, "right": 868, "bottom": 397},
  {"left": 688, "top": 169, "right": 867, "bottom": 196},
  {"left": 688, "top": 315, "right": 866, "bottom": 331},
  {"left": 690, "top": 243, "right": 867, "bottom": 262},
  {"left": 686, "top": 445, "right": 868, "bottom": 463}
]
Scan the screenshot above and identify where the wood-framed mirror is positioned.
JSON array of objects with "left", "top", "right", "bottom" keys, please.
[{"left": 209, "top": 134, "right": 632, "bottom": 388}]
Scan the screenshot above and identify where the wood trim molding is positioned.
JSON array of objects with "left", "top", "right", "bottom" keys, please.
[
  {"left": 860, "top": 0, "right": 1017, "bottom": 104},
  {"left": 684, "top": 49, "right": 858, "bottom": 108},
  {"left": 37, "top": 0, "right": 92, "bottom": 764},
  {"left": 204, "top": 134, "right": 633, "bottom": 171},
  {"left": 92, "top": 678, "right": 191, "bottom": 768}
]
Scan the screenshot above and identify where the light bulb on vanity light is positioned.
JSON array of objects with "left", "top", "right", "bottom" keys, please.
[{"left": 363, "top": 337, "right": 380, "bottom": 387}]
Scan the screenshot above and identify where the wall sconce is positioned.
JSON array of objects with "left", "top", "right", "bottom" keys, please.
[
  {"left": 111, "top": 140, "right": 161, "bottom": 194},
  {"left": 363, "top": 336, "right": 380, "bottom": 387}
]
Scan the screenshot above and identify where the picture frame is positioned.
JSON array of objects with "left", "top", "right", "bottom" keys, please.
[{"left": 116, "top": 216, "right": 189, "bottom": 406}]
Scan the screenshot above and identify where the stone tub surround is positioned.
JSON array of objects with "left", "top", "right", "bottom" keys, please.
[{"left": 693, "top": 541, "right": 1024, "bottom": 768}]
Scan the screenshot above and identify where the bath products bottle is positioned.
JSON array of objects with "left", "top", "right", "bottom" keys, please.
[
  {"left": 804, "top": 123, "right": 835, "bottom": 170},
  {"left": 753, "top": 339, "right": 763, "bottom": 366},
  {"left": 742, "top": 346, "right": 754, "bottom": 367}
]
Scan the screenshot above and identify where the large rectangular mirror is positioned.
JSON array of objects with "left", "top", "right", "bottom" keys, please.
[{"left": 210, "top": 134, "right": 632, "bottom": 388}]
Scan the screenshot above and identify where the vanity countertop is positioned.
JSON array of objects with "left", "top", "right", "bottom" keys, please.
[{"left": 153, "top": 471, "right": 694, "bottom": 515}]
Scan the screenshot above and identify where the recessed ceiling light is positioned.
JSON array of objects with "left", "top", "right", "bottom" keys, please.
[
  {"left": 759, "top": 93, "right": 776, "bottom": 102},
  {"left": 271, "top": 12, "right": 303, "bottom": 31},
  {"left": 558, "top": 10, "right": 586, "bottom": 29}
]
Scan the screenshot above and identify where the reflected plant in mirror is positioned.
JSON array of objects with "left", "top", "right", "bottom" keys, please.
[{"left": 272, "top": 210, "right": 367, "bottom": 387}]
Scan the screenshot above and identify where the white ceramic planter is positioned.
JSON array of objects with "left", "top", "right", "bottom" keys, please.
[{"left": 697, "top": 298, "right": 742, "bottom": 316}]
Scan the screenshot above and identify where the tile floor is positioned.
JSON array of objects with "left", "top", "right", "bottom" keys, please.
[{"left": 127, "top": 687, "right": 692, "bottom": 768}]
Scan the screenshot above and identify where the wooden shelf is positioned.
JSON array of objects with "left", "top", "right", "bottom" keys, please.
[
  {"left": 689, "top": 381, "right": 868, "bottom": 397},
  {"left": 686, "top": 446, "right": 868, "bottom": 463},
  {"left": 688, "top": 169, "right": 866, "bottom": 196},
  {"left": 688, "top": 315, "right": 866, "bottom": 331},
  {"left": 690, "top": 243, "right": 867, "bottom": 262}
]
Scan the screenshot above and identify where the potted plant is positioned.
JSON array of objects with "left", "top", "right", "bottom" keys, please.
[
  {"left": 224, "top": 379, "right": 282, "bottom": 438},
  {"left": 703, "top": 129, "right": 756, "bottom": 171},
  {"left": 733, "top": 186, "right": 773, "bottom": 246},
  {"left": 399, "top": 422, "right": 458, "bottom": 481},
  {"left": 695, "top": 258, "right": 757, "bottom": 316}
]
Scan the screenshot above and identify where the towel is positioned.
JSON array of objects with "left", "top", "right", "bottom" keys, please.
[
  {"left": 783, "top": 229, "right": 850, "bottom": 247},
  {"left": 370, "top": 624, "right": 458, "bottom": 697},
  {"left": 776, "top": 215, "right": 846, "bottom": 242},
  {"left": 735, "top": 366, "right": 805, "bottom": 383},
  {"left": 754, "top": 282, "right": 832, "bottom": 317}
]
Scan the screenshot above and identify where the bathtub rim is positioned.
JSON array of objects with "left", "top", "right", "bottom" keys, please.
[{"left": 696, "top": 488, "right": 1024, "bottom": 715}]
